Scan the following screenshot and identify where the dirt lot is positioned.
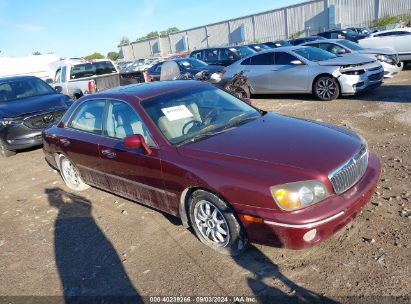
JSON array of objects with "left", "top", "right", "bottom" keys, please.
[{"left": 0, "top": 67, "right": 410, "bottom": 303}]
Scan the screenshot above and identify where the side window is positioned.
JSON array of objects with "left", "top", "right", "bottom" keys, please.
[
  {"left": 241, "top": 58, "right": 251, "bottom": 65},
  {"left": 274, "top": 52, "right": 299, "bottom": 65},
  {"left": 204, "top": 49, "right": 218, "bottom": 61},
  {"left": 70, "top": 100, "right": 105, "bottom": 134},
  {"left": 54, "top": 68, "right": 61, "bottom": 83},
  {"left": 219, "top": 49, "right": 231, "bottom": 61},
  {"left": 250, "top": 52, "right": 275, "bottom": 65},
  {"left": 61, "top": 66, "right": 67, "bottom": 83},
  {"left": 318, "top": 43, "right": 346, "bottom": 54},
  {"left": 104, "top": 100, "right": 155, "bottom": 146},
  {"left": 330, "top": 33, "right": 339, "bottom": 39},
  {"left": 191, "top": 51, "right": 202, "bottom": 60}
]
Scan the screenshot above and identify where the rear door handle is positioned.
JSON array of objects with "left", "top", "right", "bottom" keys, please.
[
  {"left": 101, "top": 149, "right": 116, "bottom": 159},
  {"left": 60, "top": 138, "right": 70, "bottom": 146}
]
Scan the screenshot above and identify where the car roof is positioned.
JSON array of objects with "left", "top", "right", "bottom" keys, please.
[
  {"left": 192, "top": 45, "right": 252, "bottom": 51},
  {"left": 0, "top": 75, "right": 40, "bottom": 82},
  {"left": 372, "top": 27, "right": 411, "bottom": 35},
  {"left": 99, "top": 80, "right": 208, "bottom": 101}
]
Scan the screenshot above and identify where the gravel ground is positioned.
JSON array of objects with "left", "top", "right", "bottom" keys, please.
[{"left": 0, "top": 67, "right": 410, "bottom": 303}]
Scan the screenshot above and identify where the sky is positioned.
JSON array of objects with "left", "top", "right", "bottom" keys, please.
[{"left": 0, "top": 0, "right": 302, "bottom": 58}]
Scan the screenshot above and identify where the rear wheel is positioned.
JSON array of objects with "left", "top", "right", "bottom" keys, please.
[
  {"left": 189, "top": 190, "right": 248, "bottom": 256},
  {"left": 59, "top": 154, "right": 89, "bottom": 191},
  {"left": 0, "top": 138, "right": 16, "bottom": 158},
  {"left": 313, "top": 76, "right": 340, "bottom": 101}
]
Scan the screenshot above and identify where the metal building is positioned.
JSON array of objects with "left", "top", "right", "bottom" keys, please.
[{"left": 118, "top": 0, "right": 411, "bottom": 59}]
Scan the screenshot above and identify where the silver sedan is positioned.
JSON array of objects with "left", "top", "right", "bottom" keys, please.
[
  {"left": 302, "top": 39, "right": 403, "bottom": 78},
  {"left": 223, "top": 46, "right": 384, "bottom": 101}
]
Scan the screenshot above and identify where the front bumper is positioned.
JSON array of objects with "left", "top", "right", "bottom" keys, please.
[
  {"left": 0, "top": 124, "right": 43, "bottom": 151},
  {"left": 339, "top": 68, "right": 384, "bottom": 95},
  {"left": 381, "top": 61, "right": 403, "bottom": 78},
  {"left": 236, "top": 153, "right": 381, "bottom": 249}
]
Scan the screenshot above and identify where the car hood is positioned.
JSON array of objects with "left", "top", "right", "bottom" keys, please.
[
  {"left": 356, "top": 48, "right": 396, "bottom": 55},
  {"left": 317, "top": 54, "right": 375, "bottom": 66},
  {"left": 0, "top": 93, "right": 70, "bottom": 118},
  {"left": 179, "top": 113, "right": 362, "bottom": 175}
]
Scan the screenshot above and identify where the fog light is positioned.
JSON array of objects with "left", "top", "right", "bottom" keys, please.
[{"left": 303, "top": 229, "right": 317, "bottom": 242}]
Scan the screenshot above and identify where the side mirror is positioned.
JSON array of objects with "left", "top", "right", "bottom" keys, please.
[
  {"left": 54, "top": 86, "right": 63, "bottom": 93},
  {"left": 45, "top": 78, "right": 53, "bottom": 84},
  {"left": 290, "top": 60, "right": 303, "bottom": 65},
  {"left": 122, "top": 134, "right": 152, "bottom": 155}
]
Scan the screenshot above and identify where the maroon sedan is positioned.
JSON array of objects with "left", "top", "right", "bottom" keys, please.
[{"left": 42, "top": 81, "right": 381, "bottom": 255}]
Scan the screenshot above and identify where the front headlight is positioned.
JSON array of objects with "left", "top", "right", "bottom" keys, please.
[
  {"left": 270, "top": 180, "right": 330, "bottom": 211},
  {"left": 375, "top": 54, "right": 393, "bottom": 64}
]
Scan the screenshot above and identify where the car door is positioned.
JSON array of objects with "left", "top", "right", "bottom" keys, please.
[
  {"left": 98, "top": 99, "right": 168, "bottom": 210},
  {"left": 58, "top": 99, "right": 107, "bottom": 186},
  {"left": 270, "top": 51, "right": 310, "bottom": 93},
  {"left": 240, "top": 52, "right": 276, "bottom": 93}
]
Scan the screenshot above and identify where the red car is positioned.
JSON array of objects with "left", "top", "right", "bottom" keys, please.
[{"left": 42, "top": 81, "right": 381, "bottom": 255}]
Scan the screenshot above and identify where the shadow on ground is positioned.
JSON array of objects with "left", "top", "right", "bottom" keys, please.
[{"left": 46, "top": 187, "right": 143, "bottom": 303}]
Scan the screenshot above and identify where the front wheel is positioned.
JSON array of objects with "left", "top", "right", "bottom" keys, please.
[
  {"left": 313, "top": 76, "right": 340, "bottom": 101},
  {"left": 59, "top": 154, "right": 89, "bottom": 191},
  {"left": 0, "top": 138, "right": 16, "bottom": 158},
  {"left": 189, "top": 190, "right": 248, "bottom": 256}
]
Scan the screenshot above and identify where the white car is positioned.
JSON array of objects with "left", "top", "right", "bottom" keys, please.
[
  {"left": 359, "top": 28, "right": 411, "bottom": 63},
  {"left": 223, "top": 46, "right": 384, "bottom": 101},
  {"left": 302, "top": 39, "right": 403, "bottom": 78}
]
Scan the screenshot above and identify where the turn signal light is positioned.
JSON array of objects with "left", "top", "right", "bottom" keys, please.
[{"left": 243, "top": 215, "right": 264, "bottom": 223}]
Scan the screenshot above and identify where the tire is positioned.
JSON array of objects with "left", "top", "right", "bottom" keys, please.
[
  {"left": 313, "top": 76, "right": 340, "bottom": 101},
  {"left": 188, "top": 190, "right": 248, "bottom": 256},
  {"left": 58, "top": 154, "right": 89, "bottom": 191},
  {"left": 0, "top": 138, "right": 16, "bottom": 158}
]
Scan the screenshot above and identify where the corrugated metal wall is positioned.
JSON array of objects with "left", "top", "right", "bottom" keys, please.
[
  {"left": 119, "top": 0, "right": 410, "bottom": 59},
  {"left": 379, "top": 0, "right": 411, "bottom": 17},
  {"left": 254, "top": 10, "right": 287, "bottom": 42}
]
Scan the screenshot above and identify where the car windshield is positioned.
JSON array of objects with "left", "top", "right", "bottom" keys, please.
[
  {"left": 141, "top": 85, "right": 261, "bottom": 146},
  {"left": 0, "top": 77, "right": 55, "bottom": 102},
  {"left": 338, "top": 40, "right": 364, "bottom": 51},
  {"left": 229, "top": 46, "right": 256, "bottom": 58},
  {"left": 294, "top": 47, "right": 337, "bottom": 62},
  {"left": 342, "top": 29, "right": 358, "bottom": 36},
  {"left": 177, "top": 59, "right": 208, "bottom": 69}
]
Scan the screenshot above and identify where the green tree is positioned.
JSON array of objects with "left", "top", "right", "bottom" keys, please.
[
  {"left": 107, "top": 51, "right": 119, "bottom": 61},
  {"left": 85, "top": 52, "right": 105, "bottom": 60},
  {"left": 32, "top": 51, "right": 41, "bottom": 55}
]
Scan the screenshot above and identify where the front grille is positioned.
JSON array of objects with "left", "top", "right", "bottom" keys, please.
[
  {"left": 24, "top": 109, "right": 66, "bottom": 129},
  {"left": 369, "top": 72, "right": 383, "bottom": 81},
  {"left": 328, "top": 145, "right": 368, "bottom": 194}
]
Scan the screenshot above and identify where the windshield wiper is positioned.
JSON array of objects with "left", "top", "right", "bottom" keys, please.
[{"left": 224, "top": 113, "right": 260, "bottom": 129}]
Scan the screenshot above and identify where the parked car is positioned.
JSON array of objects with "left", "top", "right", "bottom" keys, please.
[
  {"left": 302, "top": 39, "right": 403, "bottom": 77},
  {"left": 42, "top": 81, "right": 381, "bottom": 255},
  {"left": 146, "top": 58, "right": 224, "bottom": 82},
  {"left": 0, "top": 76, "right": 71, "bottom": 157},
  {"left": 288, "top": 36, "right": 326, "bottom": 45},
  {"left": 359, "top": 28, "right": 411, "bottom": 63},
  {"left": 190, "top": 46, "right": 256, "bottom": 67},
  {"left": 223, "top": 46, "right": 384, "bottom": 101},
  {"left": 317, "top": 29, "right": 369, "bottom": 42},
  {"left": 347, "top": 27, "right": 373, "bottom": 35},
  {"left": 246, "top": 43, "right": 273, "bottom": 52},
  {"left": 53, "top": 59, "right": 120, "bottom": 100},
  {"left": 262, "top": 40, "right": 293, "bottom": 48}
]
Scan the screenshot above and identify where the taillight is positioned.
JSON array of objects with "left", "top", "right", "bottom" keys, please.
[
  {"left": 145, "top": 71, "right": 151, "bottom": 82},
  {"left": 88, "top": 80, "right": 96, "bottom": 93}
]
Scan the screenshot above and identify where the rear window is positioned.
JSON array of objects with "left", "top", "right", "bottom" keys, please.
[{"left": 70, "top": 61, "right": 117, "bottom": 80}]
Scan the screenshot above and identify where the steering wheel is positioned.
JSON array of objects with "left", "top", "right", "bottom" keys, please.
[
  {"left": 182, "top": 120, "right": 202, "bottom": 135},
  {"left": 203, "top": 107, "right": 222, "bottom": 125}
]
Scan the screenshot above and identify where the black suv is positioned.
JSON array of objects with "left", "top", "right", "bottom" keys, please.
[
  {"left": 317, "top": 29, "right": 369, "bottom": 42},
  {"left": 0, "top": 76, "right": 71, "bottom": 157},
  {"left": 190, "top": 46, "right": 255, "bottom": 67}
]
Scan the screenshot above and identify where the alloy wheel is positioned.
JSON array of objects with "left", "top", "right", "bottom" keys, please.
[
  {"left": 316, "top": 78, "right": 337, "bottom": 100},
  {"left": 61, "top": 158, "right": 80, "bottom": 187},
  {"left": 194, "top": 200, "right": 230, "bottom": 246}
]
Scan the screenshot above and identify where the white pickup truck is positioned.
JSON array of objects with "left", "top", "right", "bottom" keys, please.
[{"left": 53, "top": 59, "right": 120, "bottom": 99}]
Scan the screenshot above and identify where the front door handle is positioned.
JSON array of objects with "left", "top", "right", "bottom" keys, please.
[
  {"left": 60, "top": 138, "right": 70, "bottom": 146},
  {"left": 101, "top": 149, "right": 116, "bottom": 159}
]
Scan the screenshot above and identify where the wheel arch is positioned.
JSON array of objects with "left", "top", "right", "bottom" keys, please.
[{"left": 311, "top": 73, "right": 342, "bottom": 94}]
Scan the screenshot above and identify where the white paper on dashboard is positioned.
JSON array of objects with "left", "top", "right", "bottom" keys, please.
[{"left": 161, "top": 105, "right": 193, "bottom": 121}]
